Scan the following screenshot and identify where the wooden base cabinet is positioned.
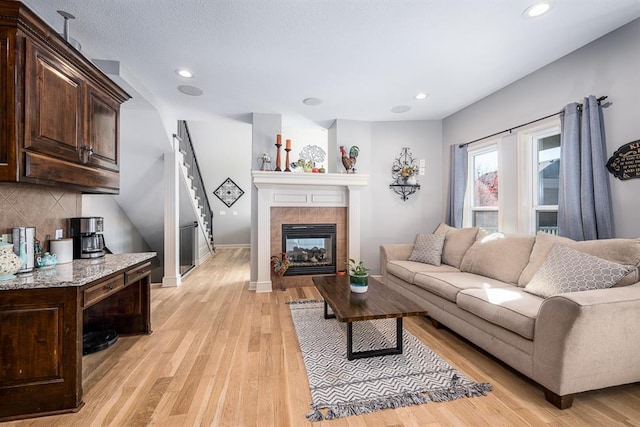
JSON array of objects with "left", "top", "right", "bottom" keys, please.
[
  {"left": 0, "top": 287, "right": 83, "bottom": 421},
  {"left": 0, "top": 1, "right": 130, "bottom": 194},
  {"left": 0, "top": 261, "right": 151, "bottom": 421}
]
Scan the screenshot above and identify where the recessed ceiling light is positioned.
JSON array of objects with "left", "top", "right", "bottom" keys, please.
[
  {"left": 177, "top": 85, "right": 203, "bottom": 96},
  {"left": 176, "top": 68, "right": 194, "bottom": 78},
  {"left": 523, "top": 1, "right": 554, "bottom": 18},
  {"left": 391, "top": 105, "right": 411, "bottom": 114},
  {"left": 302, "top": 97, "right": 323, "bottom": 106},
  {"left": 415, "top": 93, "right": 428, "bottom": 100}
]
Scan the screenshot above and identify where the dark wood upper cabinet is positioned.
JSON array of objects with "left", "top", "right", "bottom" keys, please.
[
  {"left": 87, "top": 85, "right": 120, "bottom": 172},
  {"left": 0, "top": 1, "right": 130, "bottom": 193},
  {"left": 24, "top": 39, "right": 84, "bottom": 162},
  {"left": 0, "top": 28, "right": 14, "bottom": 181}
]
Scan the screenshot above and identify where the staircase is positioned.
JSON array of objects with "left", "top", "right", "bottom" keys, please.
[{"left": 176, "top": 120, "right": 215, "bottom": 252}]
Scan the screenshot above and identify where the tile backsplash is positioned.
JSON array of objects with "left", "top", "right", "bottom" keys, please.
[{"left": 0, "top": 183, "right": 81, "bottom": 246}]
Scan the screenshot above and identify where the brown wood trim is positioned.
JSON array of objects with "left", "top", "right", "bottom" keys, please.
[
  {"left": 24, "top": 151, "right": 119, "bottom": 193},
  {"left": 0, "top": 2, "right": 130, "bottom": 103}
]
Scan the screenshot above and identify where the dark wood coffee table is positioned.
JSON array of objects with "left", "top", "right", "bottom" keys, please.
[{"left": 312, "top": 275, "right": 428, "bottom": 360}]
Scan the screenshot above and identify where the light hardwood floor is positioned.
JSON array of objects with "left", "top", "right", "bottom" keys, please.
[{"left": 7, "top": 248, "right": 640, "bottom": 426}]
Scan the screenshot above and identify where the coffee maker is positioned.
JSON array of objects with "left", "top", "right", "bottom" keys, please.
[{"left": 70, "top": 217, "right": 106, "bottom": 259}]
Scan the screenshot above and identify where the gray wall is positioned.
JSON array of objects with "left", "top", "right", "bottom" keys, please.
[
  {"left": 81, "top": 194, "right": 151, "bottom": 254},
  {"left": 188, "top": 118, "right": 253, "bottom": 246},
  {"left": 443, "top": 18, "right": 640, "bottom": 238},
  {"left": 332, "top": 119, "right": 443, "bottom": 274}
]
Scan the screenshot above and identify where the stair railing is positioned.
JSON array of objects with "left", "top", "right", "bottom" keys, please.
[{"left": 176, "top": 120, "right": 214, "bottom": 248}]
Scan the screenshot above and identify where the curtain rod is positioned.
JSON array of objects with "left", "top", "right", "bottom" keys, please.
[{"left": 458, "top": 95, "right": 608, "bottom": 148}]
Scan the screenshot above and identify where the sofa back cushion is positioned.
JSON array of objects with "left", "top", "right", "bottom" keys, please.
[
  {"left": 518, "top": 231, "right": 640, "bottom": 287},
  {"left": 460, "top": 233, "right": 535, "bottom": 285},
  {"left": 434, "top": 223, "right": 479, "bottom": 269}
]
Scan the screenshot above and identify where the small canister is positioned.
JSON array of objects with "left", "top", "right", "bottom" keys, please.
[{"left": 49, "top": 238, "right": 74, "bottom": 264}]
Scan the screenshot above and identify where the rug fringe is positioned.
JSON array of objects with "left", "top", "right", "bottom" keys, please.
[
  {"left": 427, "top": 374, "right": 492, "bottom": 403},
  {"left": 305, "top": 378, "right": 492, "bottom": 421},
  {"left": 306, "top": 391, "right": 430, "bottom": 421},
  {"left": 287, "top": 299, "right": 324, "bottom": 305}
]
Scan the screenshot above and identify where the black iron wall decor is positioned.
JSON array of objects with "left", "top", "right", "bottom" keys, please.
[
  {"left": 389, "top": 147, "right": 420, "bottom": 201},
  {"left": 213, "top": 178, "right": 245, "bottom": 207},
  {"left": 606, "top": 140, "right": 640, "bottom": 180}
]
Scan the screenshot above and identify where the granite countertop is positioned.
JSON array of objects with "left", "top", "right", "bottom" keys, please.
[{"left": 0, "top": 252, "right": 157, "bottom": 291}]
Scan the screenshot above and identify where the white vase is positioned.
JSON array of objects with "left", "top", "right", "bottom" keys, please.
[{"left": 406, "top": 176, "right": 417, "bottom": 185}]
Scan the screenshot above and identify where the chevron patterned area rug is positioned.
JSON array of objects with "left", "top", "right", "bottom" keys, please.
[{"left": 289, "top": 301, "right": 491, "bottom": 421}]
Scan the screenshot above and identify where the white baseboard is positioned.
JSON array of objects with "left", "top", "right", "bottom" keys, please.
[
  {"left": 162, "top": 275, "right": 182, "bottom": 287},
  {"left": 215, "top": 243, "right": 250, "bottom": 249},
  {"left": 250, "top": 280, "right": 272, "bottom": 293},
  {"left": 196, "top": 250, "right": 213, "bottom": 265}
]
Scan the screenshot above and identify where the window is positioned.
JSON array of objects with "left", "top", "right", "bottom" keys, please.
[
  {"left": 462, "top": 122, "right": 560, "bottom": 235},
  {"left": 532, "top": 129, "right": 560, "bottom": 234},
  {"left": 467, "top": 145, "right": 499, "bottom": 232}
]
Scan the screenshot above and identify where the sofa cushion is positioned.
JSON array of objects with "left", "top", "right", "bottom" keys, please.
[
  {"left": 408, "top": 233, "right": 445, "bottom": 265},
  {"left": 523, "top": 244, "right": 635, "bottom": 298},
  {"left": 456, "top": 287, "right": 543, "bottom": 340},
  {"left": 518, "top": 231, "right": 640, "bottom": 287},
  {"left": 434, "top": 223, "right": 479, "bottom": 269},
  {"left": 459, "top": 233, "right": 535, "bottom": 285},
  {"left": 386, "top": 260, "right": 459, "bottom": 284},
  {"left": 413, "top": 271, "right": 513, "bottom": 303}
]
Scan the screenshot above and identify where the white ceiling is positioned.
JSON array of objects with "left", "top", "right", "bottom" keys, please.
[{"left": 22, "top": 0, "right": 640, "bottom": 127}]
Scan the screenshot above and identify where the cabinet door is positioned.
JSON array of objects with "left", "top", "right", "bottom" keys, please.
[
  {"left": 0, "top": 29, "right": 15, "bottom": 181},
  {"left": 24, "top": 39, "right": 84, "bottom": 163},
  {"left": 0, "top": 287, "right": 82, "bottom": 420},
  {"left": 86, "top": 85, "right": 119, "bottom": 171}
]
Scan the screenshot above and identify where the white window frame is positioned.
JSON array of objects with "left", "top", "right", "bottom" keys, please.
[
  {"left": 517, "top": 122, "right": 561, "bottom": 235},
  {"left": 463, "top": 141, "right": 499, "bottom": 230}
]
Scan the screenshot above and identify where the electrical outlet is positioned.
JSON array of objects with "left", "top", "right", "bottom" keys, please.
[
  {"left": 219, "top": 211, "right": 226, "bottom": 216},
  {"left": 232, "top": 211, "right": 238, "bottom": 216},
  {"left": 55, "top": 229, "right": 63, "bottom": 239},
  {"left": 419, "top": 167, "right": 426, "bottom": 176}
]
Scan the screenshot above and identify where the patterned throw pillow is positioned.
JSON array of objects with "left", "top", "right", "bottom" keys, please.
[
  {"left": 524, "top": 244, "right": 635, "bottom": 298},
  {"left": 408, "top": 233, "right": 446, "bottom": 266}
]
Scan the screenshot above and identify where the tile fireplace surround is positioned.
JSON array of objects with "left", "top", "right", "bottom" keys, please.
[{"left": 251, "top": 171, "right": 369, "bottom": 292}]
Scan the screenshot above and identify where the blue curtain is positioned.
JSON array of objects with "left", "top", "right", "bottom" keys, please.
[
  {"left": 446, "top": 144, "right": 467, "bottom": 228},
  {"left": 557, "top": 95, "right": 613, "bottom": 240}
]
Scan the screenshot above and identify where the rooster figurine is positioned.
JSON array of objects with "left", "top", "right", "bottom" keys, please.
[
  {"left": 339, "top": 145, "right": 359, "bottom": 173},
  {"left": 271, "top": 253, "right": 291, "bottom": 291}
]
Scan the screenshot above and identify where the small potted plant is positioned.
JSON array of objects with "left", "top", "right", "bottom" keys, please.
[{"left": 347, "top": 258, "right": 369, "bottom": 293}]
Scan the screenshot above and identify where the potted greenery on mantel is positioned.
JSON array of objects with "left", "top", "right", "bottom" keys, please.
[{"left": 347, "top": 258, "right": 369, "bottom": 293}]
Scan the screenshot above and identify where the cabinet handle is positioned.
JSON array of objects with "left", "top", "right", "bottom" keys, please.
[{"left": 79, "top": 145, "right": 94, "bottom": 164}]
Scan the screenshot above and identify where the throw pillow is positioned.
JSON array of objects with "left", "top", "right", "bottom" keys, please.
[
  {"left": 408, "top": 233, "right": 446, "bottom": 266},
  {"left": 524, "top": 244, "right": 635, "bottom": 298}
]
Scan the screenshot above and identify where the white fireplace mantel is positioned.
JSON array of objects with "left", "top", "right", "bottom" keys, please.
[{"left": 251, "top": 171, "right": 369, "bottom": 292}]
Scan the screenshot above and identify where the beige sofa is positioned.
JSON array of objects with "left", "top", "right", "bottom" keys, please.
[{"left": 380, "top": 224, "right": 640, "bottom": 409}]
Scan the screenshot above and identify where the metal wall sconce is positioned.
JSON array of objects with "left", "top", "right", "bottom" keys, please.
[{"left": 389, "top": 147, "right": 420, "bottom": 201}]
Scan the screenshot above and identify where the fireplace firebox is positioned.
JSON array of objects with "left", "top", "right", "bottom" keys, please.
[{"left": 282, "top": 224, "right": 337, "bottom": 276}]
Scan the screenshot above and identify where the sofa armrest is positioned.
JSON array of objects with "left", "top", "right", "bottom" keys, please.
[
  {"left": 533, "top": 284, "right": 640, "bottom": 396},
  {"left": 380, "top": 244, "right": 414, "bottom": 279}
]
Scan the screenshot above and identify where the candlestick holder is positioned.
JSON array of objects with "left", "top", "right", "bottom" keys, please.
[
  {"left": 274, "top": 143, "right": 282, "bottom": 171},
  {"left": 284, "top": 148, "right": 291, "bottom": 172}
]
